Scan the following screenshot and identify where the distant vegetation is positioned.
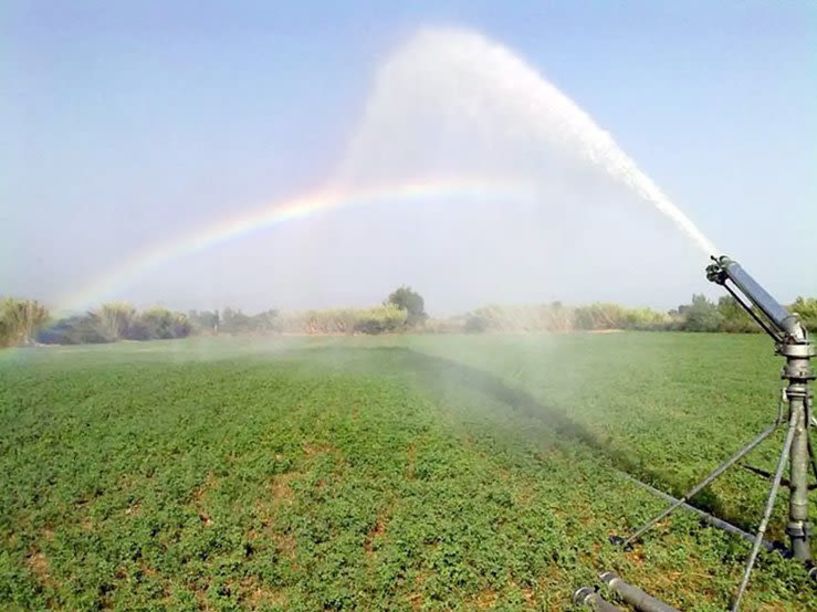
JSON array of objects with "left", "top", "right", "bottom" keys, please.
[
  {"left": 457, "top": 295, "right": 817, "bottom": 335},
  {"left": 386, "top": 285, "right": 428, "bottom": 326},
  {"left": 0, "top": 298, "right": 49, "bottom": 347},
  {"left": 35, "top": 303, "right": 192, "bottom": 345},
  {"left": 1, "top": 291, "right": 816, "bottom": 347}
]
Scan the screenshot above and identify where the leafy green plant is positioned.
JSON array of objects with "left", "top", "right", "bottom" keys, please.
[{"left": 1, "top": 333, "right": 815, "bottom": 609}]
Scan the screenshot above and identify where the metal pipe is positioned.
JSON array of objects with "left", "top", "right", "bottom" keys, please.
[
  {"left": 732, "top": 409, "right": 798, "bottom": 610},
  {"left": 779, "top": 343, "right": 815, "bottom": 563},
  {"left": 622, "top": 422, "right": 778, "bottom": 547},
  {"left": 788, "top": 393, "right": 811, "bottom": 561},
  {"left": 616, "top": 472, "right": 776, "bottom": 552},
  {"left": 706, "top": 255, "right": 805, "bottom": 342},
  {"left": 599, "top": 572, "right": 679, "bottom": 612},
  {"left": 720, "top": 259, "right": 793, "bottom": 333},
  {"left": 573, "top": 587, "right": 622, "bottom": 611},
  {"left": 780, "top": 349, "right": 814, "bottom": 562}
]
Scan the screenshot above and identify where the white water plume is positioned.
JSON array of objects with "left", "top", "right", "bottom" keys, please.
[
  {"left": 337, "top": 27, "right": 717, "bottom": 257},
  {"left": 54, "top": 27, "right": 719, "bottom": 313}
]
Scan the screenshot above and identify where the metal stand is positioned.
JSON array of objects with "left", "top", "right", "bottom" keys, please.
[
  {"left": 602, "top": 257, "right": 817, "bottom": 610},
  {"left": 618, "top": 345, "right": 815, "bottom": 610}
]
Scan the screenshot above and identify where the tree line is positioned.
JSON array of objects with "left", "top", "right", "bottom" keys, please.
[
  {"left": 0, "top": 286, "right": 428, "bottom": 347},
  {"left": 1, "top": 290, "right": 816, "bottom": 348},
  {"left": 458, "top": 295, "right": 817, "bottom": 334}
]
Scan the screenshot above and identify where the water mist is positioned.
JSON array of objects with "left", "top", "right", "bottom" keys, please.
[{"left": 337, "top": 27, "right": 717, "bottom": 257}]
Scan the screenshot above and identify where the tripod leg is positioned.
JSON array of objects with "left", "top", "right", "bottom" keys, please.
[
  {"left": 789, "top": 396, "right": 812, "bottom": 562},
  {"left": 807, "top": 399, "right": 817, "bottom": 485},
  {"left": 731, "top": 411, "right": 798, "bottom": 611},
  {"left": 622, "top": 422, "right": 778, "bottom": 547},
  {"left": 806, "top": 435, "right": 817, "bottom": 484}
]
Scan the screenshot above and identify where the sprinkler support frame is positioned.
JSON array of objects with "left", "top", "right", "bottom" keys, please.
[
  {"left": 612, "top": 256, "right": 815, "bottom": 610},
  {"left": 707, "top": 256, "right": 815, "bottom": 568}
]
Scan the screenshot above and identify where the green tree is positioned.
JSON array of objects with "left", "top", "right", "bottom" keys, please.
[
  {"left": 680, "top": 294, "right": 723, "bottom": 332},
  {"left": 387, "top": 286, "right": 427, "bottom": 327},
  {"left": 791, "top": 297, "right": 817, "bottom": 332}
]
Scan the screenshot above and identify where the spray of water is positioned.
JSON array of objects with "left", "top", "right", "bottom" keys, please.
[
  {"left": 52, "top": 26, "right": 718, "bottom": 313},
  {"left": 338, "top": 27, "right": 717, "bottom": 256}
]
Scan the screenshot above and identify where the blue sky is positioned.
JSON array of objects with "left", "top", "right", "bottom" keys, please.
[{"left": 2, "top": 1, "right": 815, "bottom": 313}]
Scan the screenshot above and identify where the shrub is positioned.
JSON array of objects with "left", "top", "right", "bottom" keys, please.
[
  {"left": 95, "top": 302, "right": 136, "bottom": 341},
  {"left": 218, "top": 308, "right": 280, "bottom": 334},
  {"left": 126, "top": 308, "right": 190, "bottom": 340},
  {"left": 353, "top": 304, "right": 407, "bottom": 334},
  {"left": 0, "top": 298, "right": 50, "bottom": 346},
  {"left": 574, "top": 303, "right": 627, "bottom": 330},
  {"left": 188, "top": 310, "right": 220, "bottom": 334},
  {"left": 716, "top": 296, "right": 757, "bottom": 333},
  {"left": 679, "top": 294, "right": 723, "bottom": 332},
  {"left": 464, "top": 314, "right": 489, "bottom": 333},
  {"left": 791, "top": 297, "right": 817, "bottom": 333},
  {"left": 37, "top": 314, "right": 108, "bottom": 345},
  {"left": 387, "top": 286, "right": 427, "bottom": 327},
  {"left": 280, "top": 305, "right": 406, "bottom": 335}
]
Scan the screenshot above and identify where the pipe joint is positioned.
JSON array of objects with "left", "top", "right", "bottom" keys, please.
[{"left": 786, "top": 521, "right": 809, "bottom": 539}]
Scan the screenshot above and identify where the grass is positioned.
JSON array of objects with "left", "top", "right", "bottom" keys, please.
[{"left": 1, "top": 332, "right": 815, "bottom": 610}]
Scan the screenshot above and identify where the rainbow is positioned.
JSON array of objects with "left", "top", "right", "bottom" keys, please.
[{"left": 56, "top": 177, "right": 537, "bottom": 313}]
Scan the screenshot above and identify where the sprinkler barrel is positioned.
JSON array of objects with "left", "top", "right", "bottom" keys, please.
[{"left": 706, "top": 256, "right": 806, "bottom": 343}]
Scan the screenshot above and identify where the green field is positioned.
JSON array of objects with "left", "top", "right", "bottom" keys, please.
[{"left": 1, "top": 333, "right": 816, "bottom": 610}]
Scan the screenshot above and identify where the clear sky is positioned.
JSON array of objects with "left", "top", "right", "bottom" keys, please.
[{"left": 2, "top": 1, "right": 815, "bottom": 315}]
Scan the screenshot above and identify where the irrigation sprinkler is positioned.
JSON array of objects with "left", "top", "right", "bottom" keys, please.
[{"left": 611, "top": 255, "right": 815, "bottom": 610}]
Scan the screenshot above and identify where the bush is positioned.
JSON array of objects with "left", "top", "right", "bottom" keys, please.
[
  {"left": 0, "top": 298, "right": 50, "bottom": 346},
  {"left": 279, "top": 305, "right": 407, "bottom": 335},
  {"left": 574, "top": 303, "right": 626, "bottom": 330},
  {"left": 37, "top": 314, "right": 108, "bottom": 345},
  {"left": 124, "top": 308, "right": 190, "bottom": 340},
  {"left": 791, "top": 297, "right": 817, "bottom": 333},
  {"left": 95, "top": 302, "right": 136, "bottom": 341},
  {"left": 716, "top": 296, "right": 757, "bottom": 333},
  {"left": 464, "top": 314, "right": 489, "bottom": 333},
  {"left": 188, "top": 310, "right": 220, "bottom": 335},
  {"left": 217, "top": 308, "right": 280, "bottom": 334},
  {"left": 678, "top": 294, "right": 723, "bottom": 332},
  {"left": 387, "top": 286, "right": 427, "bottom": 327},
  {"left": 573, "top": 303, "right": 670, "bottom": 331},
  {"left": 464, "top": 303, "right": 576, "bottom": 333},
  {"left": 353, "top": 304, "right": 407, "bottom": 334}
]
